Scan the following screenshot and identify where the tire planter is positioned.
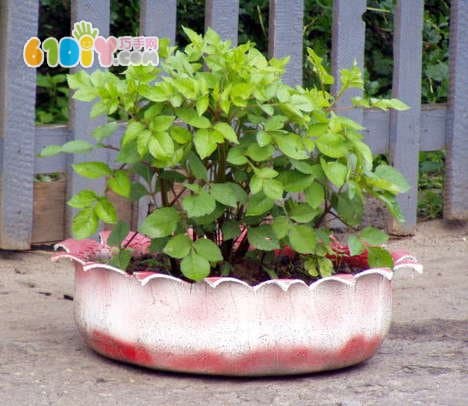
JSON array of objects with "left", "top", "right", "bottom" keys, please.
[{"left": 53, "top": 232, "right": 422, "bottom": 376}]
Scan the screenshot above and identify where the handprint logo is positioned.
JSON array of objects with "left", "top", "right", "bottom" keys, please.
[{"left": 72, "top": 21, "right": 99, "bottom": 68}]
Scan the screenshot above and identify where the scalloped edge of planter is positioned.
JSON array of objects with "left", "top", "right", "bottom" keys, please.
[{"left": 52, "top": 234, "right": 422, "bottom": 376}]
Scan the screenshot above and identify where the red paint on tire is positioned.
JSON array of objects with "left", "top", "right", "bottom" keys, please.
[{"left": 87, "top": 330, "right": 381, "bottom": 375}]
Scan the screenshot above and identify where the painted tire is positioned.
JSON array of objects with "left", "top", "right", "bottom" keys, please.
[{"left": 52, "top": 233, "right": 422, "bottom": 376}]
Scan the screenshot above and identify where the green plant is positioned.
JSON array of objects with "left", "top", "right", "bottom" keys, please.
[
  {"left": 41, "top": 28, "right": 410, "bottom": 283},
  {"left": 36, "top": 73, "right": 69, "bottom": 124},
  {"left": 418, "top": 151, "right": 444, "bottom": 220}
]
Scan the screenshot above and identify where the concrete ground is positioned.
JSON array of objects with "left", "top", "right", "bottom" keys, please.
[{"left": 0, "top": 219, "right": 466, "bottom": 405}]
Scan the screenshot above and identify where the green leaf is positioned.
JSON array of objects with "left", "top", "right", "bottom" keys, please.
[
  {"left": 180, "top": 252, "right": 210, "bottom": 281},
  {"left": 287, "top": 202, "right": 320, "bottom": 223},
  {"left": 109, "top": 249, "right": 132, "bottom": 270},
  {"left": 375, "top": 192, "right": 405, "bottom": 223},
  {"left": 67, "top": 71, "right": 91, "bottom": 89},
  {"left": 122, "top": 121, "right": 146, "bottom": 145},
  {"left": 226, "top": 147, "right": 248, "bottom": 165},
  {"left": 182, "top": 190, "right": 216, "bottom": 217},
  {"left": 249, "top": 175, "right": 263, "bottom": 194},
  {"left": 255, "top": 167, "right": 278, "bottom": 179},
  {"left": 194, "top": 129, "right": 218, "bottom": 159},
  {"left": 163, "top": 234, "right": 193, "bottom": 259},
  {"left": 151, "top": 115, "right": 175, "bottom": 132},
  {"left": 264, "top": 115, "right": 287, "bottom": 131},
  {"left": 274, "top": 133, "right": 309, "bottom": 160},
  {"left": 170, "top": 126, "right": 192, "bottom": 144},
  {"left": 246, "top": 192, "right": 274, "bottom": 216},
  {"left": 136, "top": 129, "right": 151, "bottom": 156},
  {"left": 193, "top": 238, "right": 223, "bottom": 262},
  {"left": 246, "top": 144, "right": 274, "bottom": 162},
  {"left": 94, "top": 198, "right": 117, "bottom": 224},
  {"left": 263, "top": 179, "right": 283, "bottom": 200},
  {"left": 290, "top": 159, "right": 318, "bottom": 175},
  {"left": 271, "top": 216, "right": 289, "bottom": 239},
  {"left": 359, "top": 226, "right": 389, "bottom": 245},
  {"left": 149, "top": 237, "right": 170, "bottom": 253},
  {"left": 72, "top": 208, "right": 99, "bottom": 239},
  {"left": 248, "top": 225, "right": 280, "bottom": 251},
  {"left": 304, "top": 183, "right": 325, "bottom": 208},
  {"left": 348, "top": 235, "right": 365, "bottom": 256},
  {"left": 90, "top": 101, "right": 108, "bottom": 118},
  {"left": 92, "top": 122, "right": 119, "bottom": 142},
  {"left": 335, "top": 193, "right": 364, "bottom": 227},
  {"left": 140, "top": 84, "right": 169, "bottom": 102},
  {"left": 108, "top": 221, "right": 130, "bottom": 247},
  {"left": 367, "top": 247, "right": 394, "bottom": 268},
  {"left": 67, "top": 190, "right": 98, "bottom": 208},
  {"left": 222, "top": 220, "right": 240, "bottom": 241},
  {"left": 139, "top": 207, "right": 180, "bottom": 238},
  {"left": 210, "top": 182, "right": 247, "bottom": 207},
  {"left": 288, "top": 224, "right": 316, "bottom": 254},
  {"left": 187, "top": 151, "right": 208, "bottom": 180},
  {"left": 214, "top": 122, "right": 238, "bottom": 143},
  {"left": 176, "top": 107, "right": 211, "bottom": 128},
  {"left": 339, "top": 64, "right": 364, "bottom": 93},
  {"left": 278, "top": 170, "right": 315, "bottom": 192},
  {"left": 108, "top": 170, "right": 132, "bottom": 198},
  {"left": 72, "top": 162, "right": 112, "bottom": 179},
  {"left": 317, "top": 257, "right": 334, "bottom": 277},
  {"left": 72, "top": 87, "right": 97, "bottom": 102},
  {"left": 306, "top": 48, "right": 334, "bottom": 85},
  {"left": 61, "top": 140, "right": 94, "bottom": 154},
  {"left": 304, "top": 258, "right": 319, "bottom": 277},
  {"left": 256, "top": 131, "right": 272, "bottom": 147},
  {"left": 375, "top": 164, "right": 410, "bottom": 193},
  {"left": 196, "top": 95, "right": 209, "bottom": 116},
  {"left": 380, "top": 98, "right": 409, "bottom": 111},
  {"left": 38, "top": 145, "right": 62, "bottom": 157},
  {"left": 290, "top": 94, "right": 314, "bottom": 112},
  {"left": 130, "top": 182, "right": 148, "bottom": 201},
  {"left": 316, "top": 133, "right": 349, "bottom": 158},
  {"left": 320, "top": 159, "right": 347, "bottom": 187},
  {"left": 148, "top": 131, "right": 174, "bottom": 159}
]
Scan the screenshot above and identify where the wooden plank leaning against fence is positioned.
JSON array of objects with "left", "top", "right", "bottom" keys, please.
[{"left": 0, "top": 0, "right": 466, "bottom": 249}]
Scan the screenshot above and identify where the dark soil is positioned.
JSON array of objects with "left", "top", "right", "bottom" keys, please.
[{"left": 123, "top": 252, "right": 364, "bottom": 286}]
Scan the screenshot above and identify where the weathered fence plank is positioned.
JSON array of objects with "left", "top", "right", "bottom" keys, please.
[
  {"left": 205, "top": 0, "right": 239, "bottom": 45},
  {"left": 140, "top": 0, "right": 177, "bottom": 43},
  {"left": 331, "top": 0, "right": 366, "bottom": 124},
  {"left": 444, "top": 0, "right": 468, "bottom": 220},
  {"left": 66, "top": 1, "right": 110, "bottom": 235},
  {"left": 388, "top": 0, "right": 424, "bottom": 235},
  {"left": 268, "top": 0, "right": 304, "bottom": 86},
  {"left": 0, "top": 0, "right": 39, "bottom": 249}
]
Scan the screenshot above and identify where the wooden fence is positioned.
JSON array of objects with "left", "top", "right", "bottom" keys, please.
[{"left": 0, "top": 0, "right": 467, "bottom": 249}]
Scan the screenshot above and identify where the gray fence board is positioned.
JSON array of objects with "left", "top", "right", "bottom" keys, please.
[
  {"left": 140, "top": 0, "right": 177, "bottom": 43},
  {"left": 67, "top": 1, "right": 110, "bottom": 234},
  {"left": 444, "top": 0, "right": 468, "bottom": 220},
  {"left": 331, "top": 0, "right": 366, "bottom": 124},
  {"left": 388, "top": 0, "right": 424, "bottom": 235},
  {"left": 268, "top": 0, "right": 303, "bottom": 86},
  {"left": 0, "top": 0, "right": 39, "bottom": 249},
  {"left": 205, "top": 0, "right": 239, "bottom": 45},
  {"left": 35, "top": 126, "right": 68, "bottom": 174},
  {"left": 1, "top": 1, "right": 465, "bottom": 248}
]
